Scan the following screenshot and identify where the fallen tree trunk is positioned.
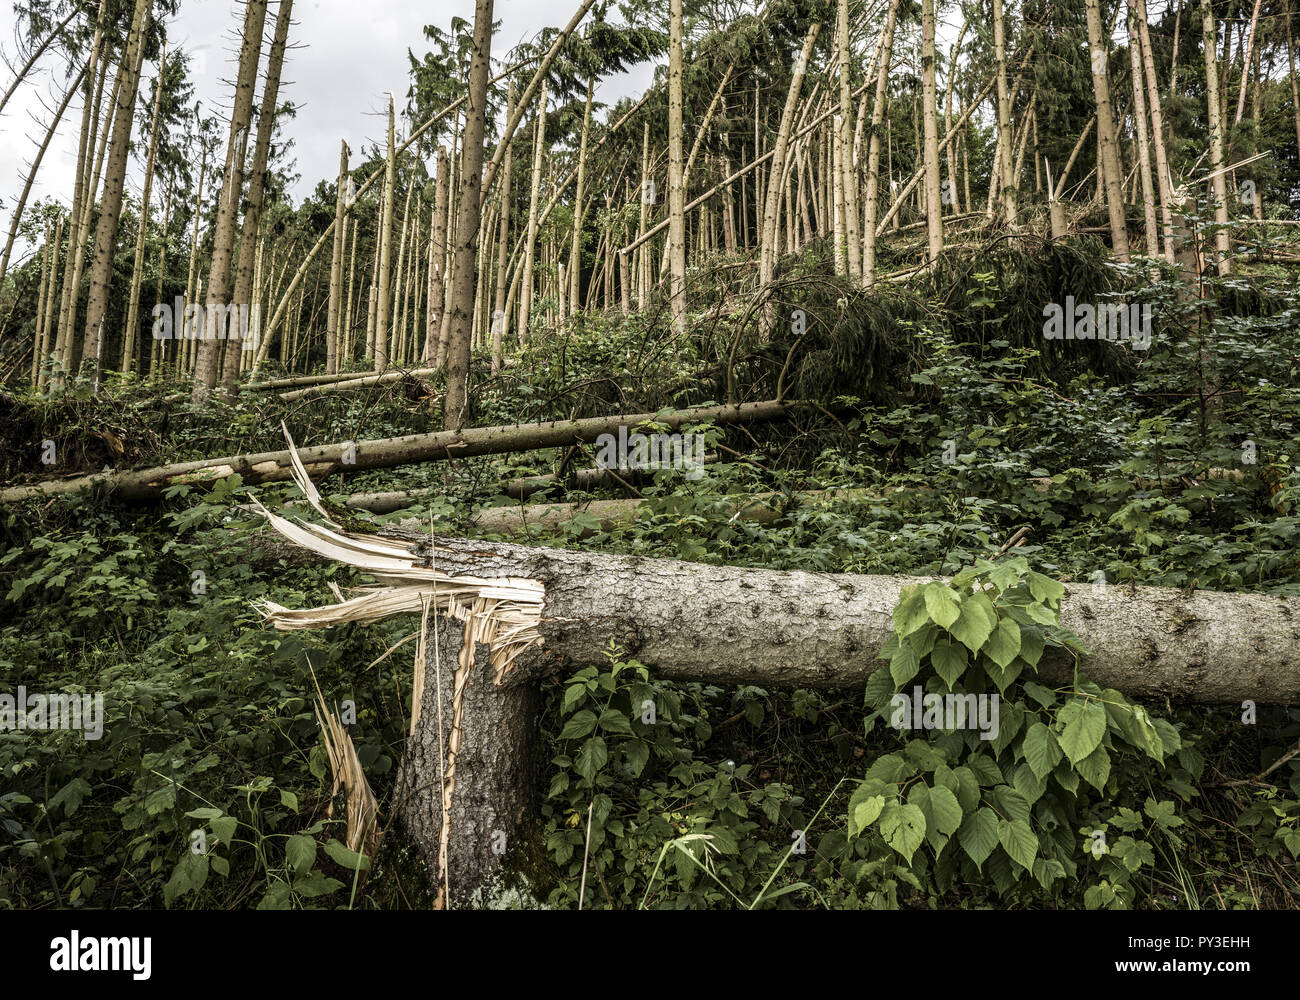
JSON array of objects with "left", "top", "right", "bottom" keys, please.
[
  {"left": 366, "top": 528, "right": 1300, "bottom": 704},
  {"left": 254, "top": 490, "right": 1300, "bottom": 903},
  {"left": 279, "top": 367, "right": 441, "bottom": 402},
  {"left": 0, "top": 400, "right": 797, "bottom": 503}
]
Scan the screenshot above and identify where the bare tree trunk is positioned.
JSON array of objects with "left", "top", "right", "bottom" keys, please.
[
  {"left": 81, "top": 0, "right": 150, "bottom": 384},
  {"left": 992, "top": 0, "right": 1017, "bottom": 226},
  {"left": 1234, "top": 0, "right": 1262, "bottom": 125},
  {"left": 0, "top": 400, "right": 796, "bottom": 503},
  {"left": 192, "top": 0, "right": 269, "bottom": 399},
  {"left": 921, "top": 0, "right": 944, "bottom": 264},
  {"left": 1085, "top": 0, "right": 1131, "bottom": 260},
  {"left": 759, "top": 22, "right": 821, "bottom": 333},
  {"left": 427, "top": 146, "right": 450, "bottom": 365},
  {"left": 667, "top": 0, "right": 688, "bottom": 335},
  {"left": 1289, "top": 2, "right": 1300, "bottom": 159},
  {"left": 863, "top": 0, "right": 900, "bottom": 287},
  {"left": 1132, "top": 0, "right": 1177, "bottom": 263},
  {"left": 1201, "top": 0, "right": 1231, "bottom": 275},
  {"left": 120, "top": 45, "right": 166, "bottom": 374},
  {"left": 224, "top": 0, "right": 292, "bottom": 390},
  {"left": 519, "top": 80, "right": 546, "bottom": 345},
  {"left": 442, "top": 0, "right": 495, "bottom": 429},
  {"left": 492, "top": 82, "right": 515, "bottom": 373},
  {"left": 375, "top": 96, "right": 397, "bottom": 371},
  {"left": 326, "top": 140, "right": 350, "bottom": 375}
]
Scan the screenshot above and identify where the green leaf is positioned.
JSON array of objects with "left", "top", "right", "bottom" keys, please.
[
  {"left": 983, "top": 616, "right": 1022, "bottom": 668},
  {"left": 575, "top": 736, "right": 608, "bottom": 782},
  {"left": 1027, "top": 571, "right": 1065, "bottom": 605},
  {"left": 924, "top": 584, "right": 961, "bottom": 629},
  {"left": 561, "top": 684, "right": 587, "bottom": 713},
  {"left": 1019, "top": 629, "right": 1045, "bottom": 668},
  {"left": 925, "top": 785, "right": 964, "bottom": 836},
  {"left": 949, "top": 598, "right": 994, "bottom": 653},
  {"left": 211, "top": 814, "right": 238, "bottom": 846},
  {"left": 930, "top": 638, "right": 968, "bottom": 688},
  {"left": 852, "top": 795, "right": 886, "bottom": 836},
  {"left": 622, "top": 739, "right": 650, "bottom": 777},
  {"left": 987, "top": 561, "right": 1022, "bottom": 593},
  {"left": 597, "top": 708, "right": 633, "bottom": 735},
  {"left": 893, "top": 587, "right": 930, "bottom": 638},
  {"left": 958, "top": 807, "right": 1000, "bottom": 868},
  {"left": 1058, "top": 699, "right": 1107, "bottom": 765},
  {"left": 559, "top": 710, "right": 598, "bottom": 740},
  {"left": 1023, "top": 723, "right": 1063, "bottom": 779},
  {"left": 998, "top": 818, "right": 1039, "bottom": 871},
  {"left": 890, "top": 643, "right": 920, "bottom": 685},
  {"left": 279, "top": 788, "right": 299, "bottom": 812},
  {"left": 1075, "top": 745, "right": 1112, "bottom": 791},
  {"left": 285, "top": 834, "right": 317, "bottom": 872},
  {"left": 322, "top": 839, "right": 370, "bottom": 872},
  {"left": 879, "top": 801, "right": 927, "bottom": 863}
]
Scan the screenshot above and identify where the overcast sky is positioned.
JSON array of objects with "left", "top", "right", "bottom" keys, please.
[{"left": 0, "top": 0, "right": 658, "bottom": 261}]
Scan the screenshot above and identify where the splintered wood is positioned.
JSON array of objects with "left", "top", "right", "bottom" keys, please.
[
  {"left": 254, "top": 423, "right": 544, "bottom": 685},
  {"left": 252, "top": 430, "right": 545, "bottom": 908}
]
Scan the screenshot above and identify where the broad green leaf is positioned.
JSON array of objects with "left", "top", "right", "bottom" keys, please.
[
  {"left": 983, "top": 617, "right": 1022, "bottom": 668},
  {"left": 1058, "top": 699, "right": 1107, "bottom": 765},
  {"left": 852, "top": 795, "right": 886, "bottom": 836},
  {"left": 998, "top": 818, "right": 1039, "bottom": 871},
  {"left": 1022, "top": 722, "right": 1063, "bottom": 779},
  {"left": 285, "top": 834, "right": 316, "bottom": 872},
  {"left": 958, "top": 807, "right": 1000, "bottom": 868},
  {"left": 924, "top": 584, "right": 961, "bottom": 629},
  {"left": 949, "top": 599, "right": 994, "bottom": 653},
  {"left": 322, "top": 839, "right": 370, "bottom": 872},
  {"left": 893, "top": 587, "right": 930, "bottom": 638},
  {"left": 890, "top": 643, "right": 920, "bottom": 685},
  {"left": 926, "top": 785, "right": 964, "bottom": 835},
  {"left": 575, "top": 736, "right": 608, "bottom": 782},
  {"left": 559, "top": 710, "right": 598, "bottom": 740},
  {"left": 1075, "top": 745, "right": 1112, "bottom": 791},
  {"left": 1027, "top": 571, "right": 1065, "bottom": 605},
  {"left": 931, "top": 638, "right": 968, "bottom": 688},
  {"left": 879, "top": 801, "right": 927, "bottom": 863}
]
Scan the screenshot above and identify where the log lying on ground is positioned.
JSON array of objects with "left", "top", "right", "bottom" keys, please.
[
  {"left": 279, "top": 367, "right": 441, "bottom": 402},
  {"left": 0, "top": 400, "right": 797, "bottom": 503},
  {"left": 254, "top": 491, "right": 1300, "bottom": 902},
  {"left": 366, "top": 527, "right": 1300, "bottom": 704}
]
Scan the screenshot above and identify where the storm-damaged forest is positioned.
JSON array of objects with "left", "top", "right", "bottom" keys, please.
[{"left": 1, "top": 0, "right": 1299, "bottom": 915}]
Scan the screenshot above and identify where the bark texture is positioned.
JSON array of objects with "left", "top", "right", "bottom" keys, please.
[
  {"left": 398, "top": 618, "right": 538, "bottom": 907},
  {"left": 375, "top": 530, "right": 1300, "bottom": 704}
]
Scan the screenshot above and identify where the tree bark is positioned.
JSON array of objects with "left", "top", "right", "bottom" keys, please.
[
  {"left": 920, "top": 0, "right": 944, "bottom": 264},
  {"left": 1201, "top": 0, "right": 1231, "bottom": 275},
  {"left": 0, "top": 400, "right": 798, "bottom": 503},
  {"left": 443, "top": 0, "right": 495, "bottom": 429},
  {"left": 80, "top": 0, "right": 150, "bottom": 382},
  {"left": 192, "top": 0, "right": 268, "bottom": 399},
  {"left": 224, "top": 0, "right": 293, "bottom": 390},
  {"left": 397, "top": 617, "right": 538, "bottom": 909},
  {"left": 1085, "top": 0, "right": 1130, "bottom": 260}
]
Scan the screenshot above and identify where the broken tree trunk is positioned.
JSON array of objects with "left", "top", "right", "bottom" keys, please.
[
  {"left": 0, "top": 400, "right": 798, "bottom": 503},
  {"left": 253, "top": 484, "right": 1300, "bottom": 902},
  {"left": 397, "top": 616, "right": 538, "bottom": 909}
]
